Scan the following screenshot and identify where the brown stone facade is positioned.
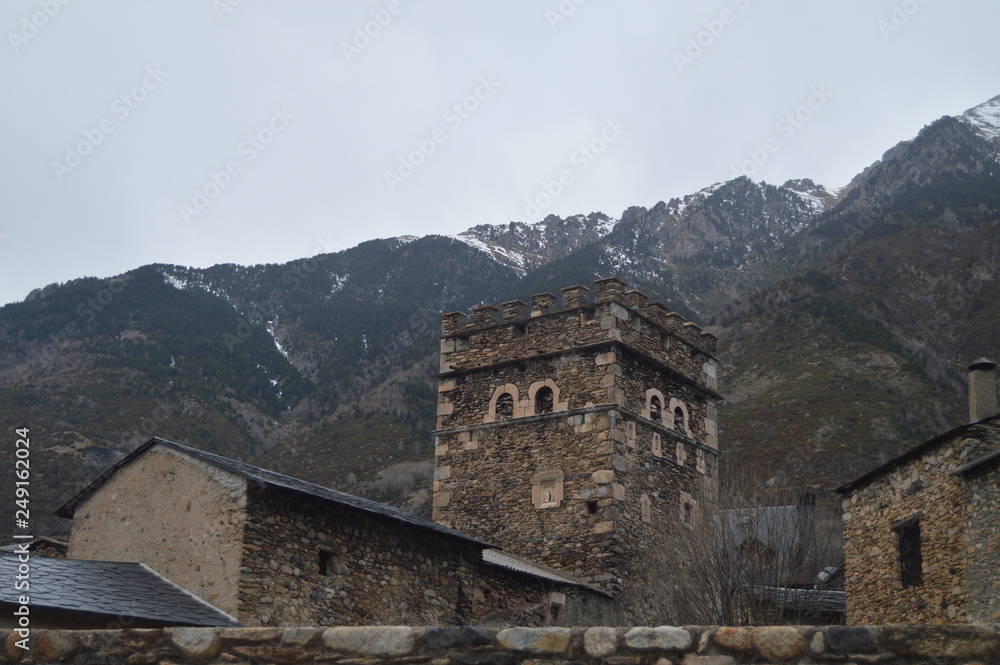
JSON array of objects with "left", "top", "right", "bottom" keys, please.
[
  {"left": 839, "top": 415, "right": 1000, "bottom": 625},
  {"left": 238, "top": 486, "right": 609, "bottom": 626},
  {"left": 64, "top": 440, "right": 609, "bottom": 628},
  {"left": 433, "top": 278, "right": 721, "bottom": 617},
  {"left": 961, "top": 460, "right": 1000, "bottom": 623}
]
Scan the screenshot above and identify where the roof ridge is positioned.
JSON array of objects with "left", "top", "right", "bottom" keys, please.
[{"left": 55, "top": 437, "right": 494, "bottom": 549}]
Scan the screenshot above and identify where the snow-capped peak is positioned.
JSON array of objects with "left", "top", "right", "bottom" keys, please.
[{"left": 959, "top": 94, "right": 1000, "bottom": 139}]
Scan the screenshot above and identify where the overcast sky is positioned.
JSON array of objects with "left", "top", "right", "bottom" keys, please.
[{"left": 1, "top": 1, "right": 998, "bottom": 306}]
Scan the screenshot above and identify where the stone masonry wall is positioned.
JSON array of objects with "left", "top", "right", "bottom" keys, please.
[
  {"left": 67, "top": 445, "right": 247, "bottom": 616},
  {"left": 435, "top": 278, "right": 721, "bottom": 622},
  {"left": 433, "top": 405, "right": 625, "bottom": 590},
  {"left": 12, "top": 624, "right": 1000, "bottom": 665},
  {"left": 841, "top": 429, "right": 1000, "bottom": 625},
  {"left": 964, "top": 463, "right": 1000, "bottom": 623},
  {"left": 237, "top": 487, "right": 590, "bottom": 627}
]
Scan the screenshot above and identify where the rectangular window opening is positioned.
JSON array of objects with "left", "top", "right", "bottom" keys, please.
[
  {"left": 587, "top": 501, "right": 599, "bottom": 514},
  {"left": 897, "top": 522, "right": 923, "bottom": 588},
  {"left": 319, "top": 550, "right": 334, "bottom": 576}
]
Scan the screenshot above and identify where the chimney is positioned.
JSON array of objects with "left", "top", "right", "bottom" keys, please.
[{"left": 968, "top": 358, "right": 998, "bottom": 421}]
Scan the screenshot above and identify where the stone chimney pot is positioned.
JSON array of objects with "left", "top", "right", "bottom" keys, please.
[{"left": 968, "top": 357, "right": 998, "bottom": 422}]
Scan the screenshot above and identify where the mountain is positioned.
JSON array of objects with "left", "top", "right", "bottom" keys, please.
[{"left": 3, "top": 94, "right": 999, "bottom": 541}]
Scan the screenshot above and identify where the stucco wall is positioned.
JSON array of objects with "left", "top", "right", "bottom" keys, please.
[{"left": 67, "top": 445, "right": 247, "bottom": 615}]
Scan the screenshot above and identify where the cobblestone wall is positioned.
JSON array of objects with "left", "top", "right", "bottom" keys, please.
[
  {"left": 237, "top": 487, "right": 598, "bottom": 627},
  {"left": 963, "top": 464, "right": 1000, "bottom": 623},
  {"left": 841, "top": 426, "right": 1000, "bottom": 625},
  {"left": 11, "top": 624, "right": 1000, "bottom": 665}
]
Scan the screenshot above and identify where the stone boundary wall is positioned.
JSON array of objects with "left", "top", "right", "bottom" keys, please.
[{"left": 7, "top": 624, "right": 1000, "bottom": 665}]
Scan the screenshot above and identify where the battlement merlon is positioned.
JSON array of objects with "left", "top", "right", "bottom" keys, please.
[{"left": 439, "top": 277, "right": 718, "bottom": 357}]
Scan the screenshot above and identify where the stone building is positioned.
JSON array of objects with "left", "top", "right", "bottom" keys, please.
[
  {"left": 432, "top": 277, "right": 722, "bottom": 618},
  {"left": 56, "top": 438, "right": 611, "bottom": 627},
  {"left": 837, "top": 358, "right": 1000, "bottom": 625}
]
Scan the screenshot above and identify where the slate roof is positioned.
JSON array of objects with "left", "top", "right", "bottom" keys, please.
[
  {"left": 482, "top": 549, "right": 612, "bottom": 597},
  {"left": 748, "top": 585, "right": 846, "bottom": 617},
  {"left": 0, "top": 554, "right": 240, "bottom": 627},
  {"left": 836, "top": 413, "right": 1000, "bottom": 493},
  {"left": 0, "top": 536, "right": 68, "bottom": 556},
  {"left": 55, "top": 437, "right": 493, "bottom": 549}
]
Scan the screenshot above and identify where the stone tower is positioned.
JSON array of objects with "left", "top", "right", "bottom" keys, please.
[{"left": 432, "top": 277, "right": 721, "bottom": 609}]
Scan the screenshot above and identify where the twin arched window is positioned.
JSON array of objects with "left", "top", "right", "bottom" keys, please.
[
  {"left": 644, "top": 389, "right": 691, "bottom": 435},
  {"left": 486, "top": 380, "right": 564, "bottom": 422}
]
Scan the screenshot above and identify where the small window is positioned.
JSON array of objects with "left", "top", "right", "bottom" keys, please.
[
  {"left": 587, "top": 500, "right": 599, "bottom": 514},
  {"left": 679, "top": 491, "right": 697, "bottom": 527},
  {"left": 650, "top": 396, "right": 662, "bottom": 422},
  {"left": 535, "top": 386, "right": 554, "bottom": 414},
  {"left": 319, "top": 550, "right": 334, "bottom": 576},
  {"left": 673, "top": 407, "right": 685, "bottom": 431},
  {"left": 897, "top": 521, "right": 923, "bottom": 588},
  {"left": 540, "top": 481, "right": 558, "bottom": 508},
  {"left": 495, "top": 393, "right": 514, "bottom": 420}
]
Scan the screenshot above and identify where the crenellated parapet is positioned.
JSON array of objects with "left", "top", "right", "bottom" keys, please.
[{"left": 438, "top": 277, "right": 718, "bottom": 380}]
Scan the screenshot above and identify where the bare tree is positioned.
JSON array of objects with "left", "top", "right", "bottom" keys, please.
[{"left": 629, "top": 464, "right": 843, "bottom": 626}]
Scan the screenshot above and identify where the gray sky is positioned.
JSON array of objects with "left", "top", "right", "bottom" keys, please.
[{"left": 2, "top": 1, "right": 998, "bottom": 306}]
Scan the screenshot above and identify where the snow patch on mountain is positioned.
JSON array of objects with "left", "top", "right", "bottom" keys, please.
[
  {"left": 959, "top": 95, "right": 1000, "bottom": 140},
  {"left": 161, "top": 270, "right": 230, "bottom": 302},
  {"left": 451, "top": 213, "right": 619, "bottom": 272}
]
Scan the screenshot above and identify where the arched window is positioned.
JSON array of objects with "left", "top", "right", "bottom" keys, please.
[
  {"left": 495, "top": 393, "right": 514, "bottom": 420},
  {"left": 674, "top": 407, "right": 684, "bottom": 430},
  {"left": 486, "top": 383, "right": 520, "bottom": 423},
  {"left": 535, "top": 386, "right": 554, "bottom": 414},
  {"left": 650, "top": 396, "right": 662, "bottom": 422}
]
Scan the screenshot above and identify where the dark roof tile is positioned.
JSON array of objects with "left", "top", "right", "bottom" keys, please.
[
  {"left": 56, "top": 437, "right": 492, "bottom": 549},
  {"left": 0, "top": 555, "right": 239, "bottom": 627}
]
